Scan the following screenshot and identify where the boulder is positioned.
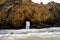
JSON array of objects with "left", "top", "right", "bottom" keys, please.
[{"left": 0, "top": 0, "right": 60, "bottom": 29}]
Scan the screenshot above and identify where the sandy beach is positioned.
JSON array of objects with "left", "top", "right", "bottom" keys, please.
[{"left": 16, "top": 37, "right": 59, "bottom": 40}]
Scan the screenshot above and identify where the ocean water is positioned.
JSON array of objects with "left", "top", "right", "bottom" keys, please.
[{"left": 0, "top": 27, "right": 60, "bottom": 40}]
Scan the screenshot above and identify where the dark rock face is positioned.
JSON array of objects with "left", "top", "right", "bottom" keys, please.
[{"left": 0, "top": 0, "right": 60, "bottom": 29}]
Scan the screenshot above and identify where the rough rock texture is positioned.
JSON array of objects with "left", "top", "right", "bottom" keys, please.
[{"left": 0, "top": 0, "right": 60, "bottom": 29}]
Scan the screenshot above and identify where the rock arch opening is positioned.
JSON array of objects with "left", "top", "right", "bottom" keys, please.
[{"left": 23, "top": 18, "right": 32, "bottom": 29}]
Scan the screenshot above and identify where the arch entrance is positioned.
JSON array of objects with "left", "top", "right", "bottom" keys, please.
[{"left": 23, "top": 18, "right": 32, "bottom": 29}]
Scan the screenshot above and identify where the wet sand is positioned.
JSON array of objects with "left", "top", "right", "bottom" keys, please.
[{"left": 16, "top": 37, "right": 59, "bottom": 40}]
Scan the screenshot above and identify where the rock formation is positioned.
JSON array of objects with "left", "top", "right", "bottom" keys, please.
[{"left": 0, "top": 0, "right": 60, "bottom": 29}]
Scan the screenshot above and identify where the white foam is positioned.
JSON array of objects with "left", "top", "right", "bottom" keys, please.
[{"left": 0, "top": 27, "right": 60, "bottom": 40}]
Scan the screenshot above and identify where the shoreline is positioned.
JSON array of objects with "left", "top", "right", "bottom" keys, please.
[{"left": 0, "top": 27, "right": 60, "bottom": 40}]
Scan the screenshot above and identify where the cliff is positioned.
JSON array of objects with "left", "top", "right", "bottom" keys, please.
[{"left": 0, "top": 0, "right": 60, "bottom": 29}]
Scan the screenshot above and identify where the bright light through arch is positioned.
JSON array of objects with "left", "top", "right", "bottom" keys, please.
[{"left": 26, "top": 21, "right": 30, "bottom": 29}]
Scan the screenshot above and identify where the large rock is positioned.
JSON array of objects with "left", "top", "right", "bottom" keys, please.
[{"left": 0, "top": 0, "right": 60, "bottom": 29}]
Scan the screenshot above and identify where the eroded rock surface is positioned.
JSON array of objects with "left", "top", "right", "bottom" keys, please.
[{"left": 0, "top": 0, "right": 60, "bottom": 29}]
